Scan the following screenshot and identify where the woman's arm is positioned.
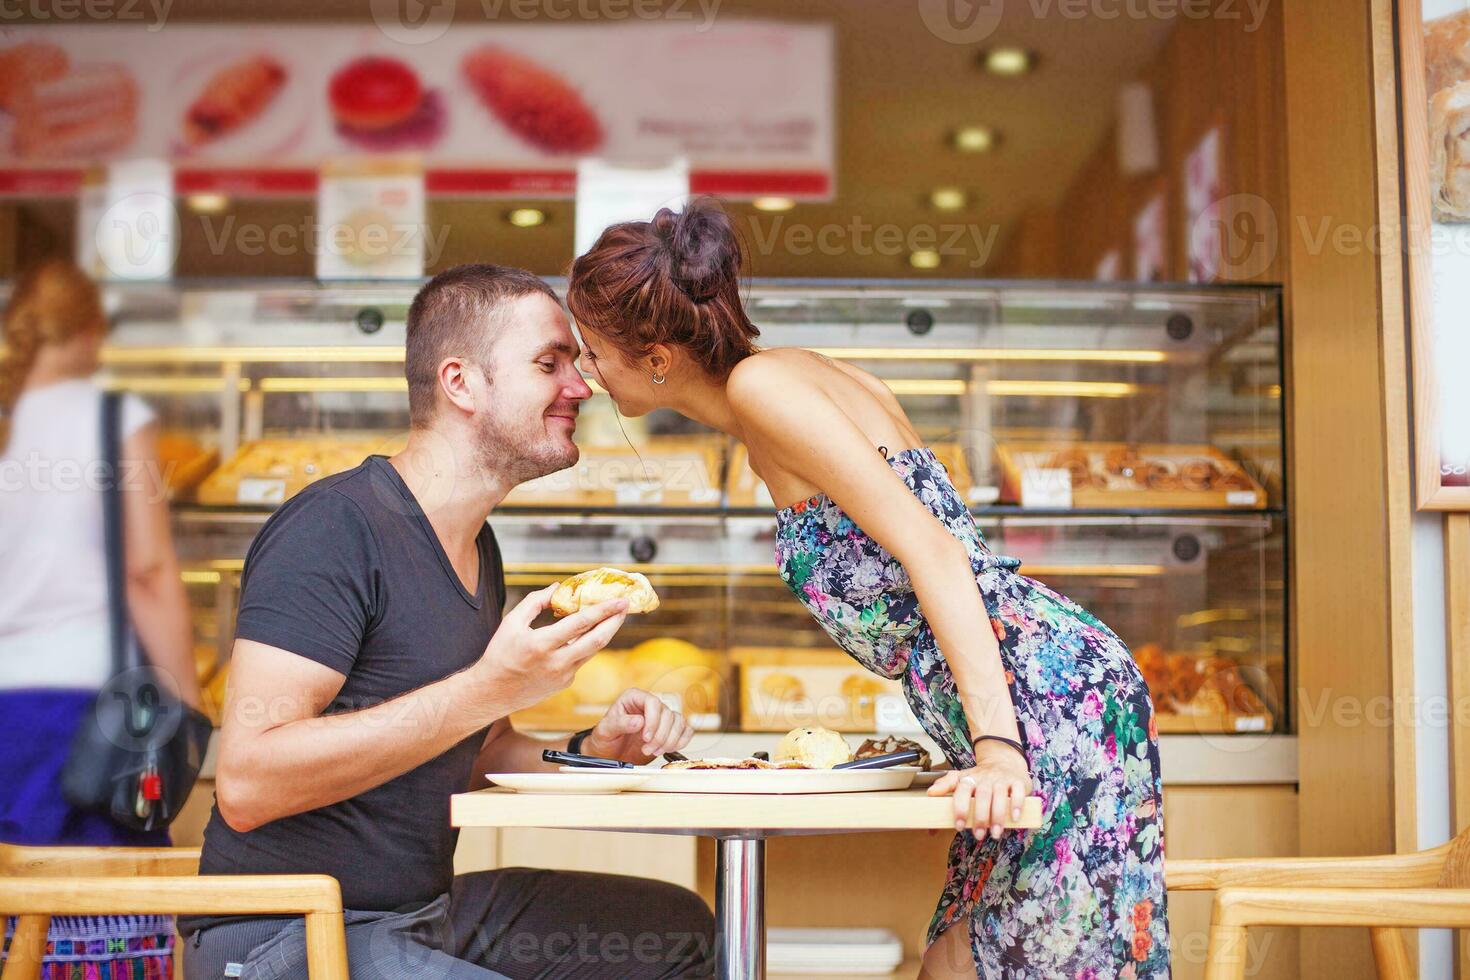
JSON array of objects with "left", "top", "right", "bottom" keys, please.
[
  {"left": 121, "top": 421, "right": 201, "bottom": 708},
  {"left": 729, "top": 361, "right": 1030, "bottom": 836}
]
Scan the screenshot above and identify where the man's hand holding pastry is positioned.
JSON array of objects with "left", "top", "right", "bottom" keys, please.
[{"left": 471, "top": 583, "right": 629, "bottom": 712}]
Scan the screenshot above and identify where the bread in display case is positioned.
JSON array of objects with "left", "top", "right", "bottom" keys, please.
[{"left": 48, "top": 277, "right": 1285, "bottom": 742}]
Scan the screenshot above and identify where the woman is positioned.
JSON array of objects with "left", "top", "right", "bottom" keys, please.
[
  {"left": 567, "top": 201, "right": 1169, "bottom": 979},
  {"left": 0, "top": 260, "right": 200, "bottom": 978}
]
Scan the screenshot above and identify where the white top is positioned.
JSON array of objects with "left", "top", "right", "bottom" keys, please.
[{"left": 0, "top": 379, "right": 155, "bottom": 690}]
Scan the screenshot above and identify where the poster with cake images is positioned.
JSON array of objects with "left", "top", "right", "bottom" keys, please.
[
  {"left": 0, "top": 22, "right": 833, "bottom": 200},
  {"left": 1183, "top": 125, "right": 1222, "bottom": 283},
  {"left": 1132, "top": 194, "right": 1167, "bottom": 282},
  {"left": 1408, "top": 0, "right": 1470, "bottom": 507}
]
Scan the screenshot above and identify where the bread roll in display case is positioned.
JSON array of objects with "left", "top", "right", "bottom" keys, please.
[{"left": 26, "top": 278, "right": 1287, "bottom": 770}]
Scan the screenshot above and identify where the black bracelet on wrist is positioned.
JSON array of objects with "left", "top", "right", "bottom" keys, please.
[
  {"left": 972, "top": 734, "right": 1027, "bottom": 762},
  {"left": 566, "top": 727, "right": 596, "bottom": 755}
]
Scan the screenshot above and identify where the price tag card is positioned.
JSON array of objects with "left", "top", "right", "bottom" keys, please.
[
  {"left": 316, "top": 157, "right": 425, "bottom": 280},
  {"left": 1020, "top": 467, "right": 1074, "bottom": 509}
]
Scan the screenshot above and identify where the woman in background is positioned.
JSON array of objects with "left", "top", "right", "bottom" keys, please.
[
  {"left": 0, "top": 260, "right": 200, "bottom": 979},
  {"left": 567, "top": 201, "right": 1169, "bottom": 979}
]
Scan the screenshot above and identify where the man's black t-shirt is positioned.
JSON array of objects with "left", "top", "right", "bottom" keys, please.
[{"left": 190, "top": 455, "right": 504, "bottom": 916}]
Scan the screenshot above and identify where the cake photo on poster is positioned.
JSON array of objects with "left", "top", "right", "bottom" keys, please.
[
  {"left": 0, "top": 41, "right": 138, "bottom": 161},
  {"left": 1423, "top": 1, "right": 1470, "bottom": 487}
]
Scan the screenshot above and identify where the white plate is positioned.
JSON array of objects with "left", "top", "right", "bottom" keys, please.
[
  {"left": 487, "top": 772, "right": 649, "bottom": 794},
  {"left": 561, "top": 766, "right": 917, "bottom": 795}
]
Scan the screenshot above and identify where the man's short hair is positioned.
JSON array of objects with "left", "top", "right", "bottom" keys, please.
[{"left": 405, "top": 264, "right": 562, "bottom": 427}]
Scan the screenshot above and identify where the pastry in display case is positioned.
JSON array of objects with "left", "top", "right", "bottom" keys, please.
[
  {"left": 69, "top": 277, "right": 1285, "bottom": 745},
  {"left": 995, "top": 441, "right": 1266, "bottom": 509},
  {"left": 502, "top": 440, "right": 723, "bottom": 508},
  {"left": 198, "top": 435, "right": 405, "bottom": 506}
]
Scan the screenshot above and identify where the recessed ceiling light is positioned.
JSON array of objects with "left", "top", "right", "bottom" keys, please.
[
  {"left": 930, "top": 188, "right": 967, "bottom": 211},
  {"left": 952, "top": 126, "right": 997, "bottom": 153},
  {"left": 984, "top": 47, "right": 1034, "bottom": 76},
  {"left": 186, "top": 193, "right": 229, "bottom": 213},
  {"left": 753, "top": 196, "right": 796, "bottom": 212},
  {"left": 506, "top": 208, "right": 546, "bottom": 228},
  {"left": 909, "top": 250, "right": 941, "bottom": 270}
]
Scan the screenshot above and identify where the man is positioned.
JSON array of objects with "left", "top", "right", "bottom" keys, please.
[{"left": 181, "top": 265, "right": 713, "bottom": 979}]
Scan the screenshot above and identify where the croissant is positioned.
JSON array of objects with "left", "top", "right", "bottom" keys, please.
[{"left": 550, "top": 567, "right": 659, "bottom": 618}]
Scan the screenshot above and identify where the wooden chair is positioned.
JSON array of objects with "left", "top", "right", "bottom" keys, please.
[
  {"left": 0, "top": 843, "right": 348, "bottom": 980},
  {"left": 1165, "top": 826, "right": 1470, "bottom": 979}
]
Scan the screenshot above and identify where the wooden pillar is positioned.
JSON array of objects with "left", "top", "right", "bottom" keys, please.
[
  {"left": 1282, "top": 0, "right": 1418, "bottom": 975},
  {"left": 1447, "top": 514, "right": 1470, "bottom": 978}
]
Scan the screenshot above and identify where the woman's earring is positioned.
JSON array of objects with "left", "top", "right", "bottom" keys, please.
[{"left": 652, "top": 373, "right": 666, "bottom": 385}]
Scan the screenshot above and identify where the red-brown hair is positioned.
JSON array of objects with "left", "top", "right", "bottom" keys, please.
[{"left": 566, "top": 197, "right": 759, "bottom": 379}]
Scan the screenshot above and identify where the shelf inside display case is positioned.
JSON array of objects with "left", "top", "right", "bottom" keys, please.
[{"left": 24, "top": 277, "right": 1286, "bottom": 742}]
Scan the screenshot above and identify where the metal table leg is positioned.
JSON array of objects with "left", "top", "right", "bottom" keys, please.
[{"left": 714, "top": 837, "right": 766, "bottom": 980}]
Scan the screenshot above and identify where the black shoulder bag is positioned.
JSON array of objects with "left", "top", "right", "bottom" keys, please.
[{"left": 59, "top": 392, "right": 212, "bottom": 832}]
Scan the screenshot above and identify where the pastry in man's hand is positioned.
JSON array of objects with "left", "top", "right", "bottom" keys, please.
[{"left": 550, "top": 567, "right": 660, "bottom": 618}]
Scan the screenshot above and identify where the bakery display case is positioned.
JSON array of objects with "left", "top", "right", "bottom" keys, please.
[{"left": 29, "top": 277, "right": 1285, "bottom": 743}]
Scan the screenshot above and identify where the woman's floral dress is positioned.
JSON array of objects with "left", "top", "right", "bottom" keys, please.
[{"left": 774, "top": 447, "right": 1169, "bottom": 979}]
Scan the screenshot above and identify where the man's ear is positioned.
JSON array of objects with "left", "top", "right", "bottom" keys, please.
[{"left": 437, "top": 357, "right": 479, "bottom": 416}]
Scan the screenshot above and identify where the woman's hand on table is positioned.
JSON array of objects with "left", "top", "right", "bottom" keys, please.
[
  {"left": 582, "top": 687, "right": 694, "bottom": 764},
  {"left": 927, "top": 741, "right": 1032, "bottom": 840}
]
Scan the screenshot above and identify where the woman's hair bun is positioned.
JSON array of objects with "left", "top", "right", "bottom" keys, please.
[
  {"left": 658, "top": 198, "right": 738, "bottom": 303},
  {"left": 566, "top": 195, "right": 760, "bottom": 380}
]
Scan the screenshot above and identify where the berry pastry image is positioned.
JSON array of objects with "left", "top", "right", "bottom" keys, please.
[
  {"left": 181, "top": 54, "right": 287, "bottom": 149},
  {"left": 461, "top": 45, "right": 604, "bottom": 155},
  {"left": 329, "top": 55, "right": 444, "bottom": 151}
]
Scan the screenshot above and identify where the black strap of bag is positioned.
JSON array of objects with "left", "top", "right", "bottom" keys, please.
[{"left": 59, "top": 392, "right": 212, "bottom": 832}]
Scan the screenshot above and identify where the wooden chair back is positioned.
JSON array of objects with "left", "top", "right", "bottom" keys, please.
[
  {"left": 1437, "top": 825, "right": 1470, "bottom": 889},
  {"left": 0, "top": 845, "right": 347, "bottom": 980}
]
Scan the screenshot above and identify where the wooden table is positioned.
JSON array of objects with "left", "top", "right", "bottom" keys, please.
[{"left": 451, "top": 788, "right": 1042, "bottom": 980}]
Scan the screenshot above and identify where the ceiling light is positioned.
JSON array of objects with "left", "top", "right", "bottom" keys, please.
[
  {"left": 753, "top": 196, "right": 796, "bottom": 212},
  {"left": 984, "top": 48, "right": 1034, "bottom": 76},
  {"left": 930, "top": 188, "right": 967, "bottom": 211},
  {"left": 952, "top": 126, "right": 996, "bottom": 153},
  {"left": 909, "top": 250, "right": 941, "bottom": 270},
  {"left": 186, "top": 193, "right": 229, "bottom": 213},
  {"left": 506, "top": 208, "right": 545, "bottom": 228}
]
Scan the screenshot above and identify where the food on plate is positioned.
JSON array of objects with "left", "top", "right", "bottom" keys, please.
[
  {"left": 0, "top": 42, "right": 68, "bottom": 112},
  {"left": 11, "top": 61, "right": 137, "bottom": 160},
  {"left": 461, "top": 45, "right": 603, "bottom": 154},
  {"left": 328, "top": 55, "right": 443, "bottom": 150},
  {"left": 550, "top": 567, "right": 659, "bottom": 617},
  {"left": 774, "top": 726, "right": 853, "bottom": 769},
  {"left": 855, "top": 735, "right": 932, "bottom": 771},
  {"left": 182, "top": 54, "right": 287, "bottom": 148},
  {"left": 661, "top": 757, "right": 801, "bottom": 771}
]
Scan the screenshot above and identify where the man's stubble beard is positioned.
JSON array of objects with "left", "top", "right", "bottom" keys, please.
[{"left": 471, "top": 407, "right": 579, "bottom": 487}]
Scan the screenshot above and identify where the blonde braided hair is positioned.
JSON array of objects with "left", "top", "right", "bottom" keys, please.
[{"left": 0, "top": 259, "right": 108, "bottom": 453}]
